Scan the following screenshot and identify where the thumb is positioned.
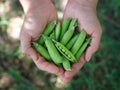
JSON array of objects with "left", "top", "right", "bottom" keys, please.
[{"left": 85, "top": 31, "right": 102, "bottom": 61}]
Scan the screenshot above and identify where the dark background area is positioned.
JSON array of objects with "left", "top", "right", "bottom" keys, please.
[{"left": 0, "top": 0, "right": 120, "bottom": 90}]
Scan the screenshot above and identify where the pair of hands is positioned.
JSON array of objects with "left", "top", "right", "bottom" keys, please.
[{"left": 19, "top": 0, "right": 102, "bottom": 83}]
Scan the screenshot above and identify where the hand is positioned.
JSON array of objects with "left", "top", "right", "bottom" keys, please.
[
  {"left": 59, "top": 0, "right": 102, "bottom": 83},
  {"left": 19, "top": 0, "right": 64, "bottom": 75}
]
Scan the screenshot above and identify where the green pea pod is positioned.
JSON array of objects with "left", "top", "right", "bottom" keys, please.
[
  {"left": 66, "top": 34, "right": 79, "bottom": 50},
  {"left": 38, "top": 37, "right": 44, "bottom": 45},
  {"left": 53, "top": 40, "right": 76, "bottom": 62},
  {"left": 75, "top": 38, "right": 91, "bottom": 60},
  {"left": 32, "top": 42, "right": 51, "bottom": 61},
  {"left": 68, "top": 18, "right": 78, "bottom": 30},
  {"left": 43, "top": 20, "right": 56, "bottom": 35},
  {"left": 38, "top": 20, "right": 56, "bottom": 44},
  {"left": 55, "top": 22, "right": 61, "bottom": 41},
  {"left": 43, "top": 35, "right": 63, "bottom": 64},
  {"left": 71, "top": 29, "right": 86, "bottom": 55},
  {"left": 62, "top": 58, "right": 71, "bottom": 71},
  {"left": 60, "top": 26, "right": 75, "bottom": 45},
  {"left": 60, "top": 18, "right": 72, "bottom": 40},
  {"left": 49, "top": 31, "right": 55, "bottom": 40}
]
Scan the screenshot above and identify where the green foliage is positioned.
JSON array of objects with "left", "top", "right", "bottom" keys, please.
[{"left": 8, "top": 69, "right": 39, "bottom": 90}]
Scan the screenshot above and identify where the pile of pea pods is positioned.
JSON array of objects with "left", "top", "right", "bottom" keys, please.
[{"left": 32, "top": 18, "right": 91, "bottom": 71}]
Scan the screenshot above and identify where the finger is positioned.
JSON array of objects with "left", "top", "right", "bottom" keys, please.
[
  {"left": 59, "top": 76, "right": 72, "bottom": 83},
  {"left": 62, "top": 2, "right": 76, "bottom": 21},
  {"left": 65, "top": 55, "right": 85, "bottom": 78},
  {"left": 62, "top": 12, "right": 75, "bottom": 21},
  {"left": 33, "top": 56, "right": 64, "bottom": 75},
  {"left": 20, "top": 30, "right": 39, "bottom": 61},
  {"left": 85, "top": 29, "right": 102, "bottom": 61},
  {"left": 48, "top": 8, "right": 58, "bottom": 23},
  {"left": 59, "top": 55, "right": 85, "bottom": 83}
]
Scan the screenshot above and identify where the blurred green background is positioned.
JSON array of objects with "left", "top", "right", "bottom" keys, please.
[{"left": 0, "top": 0, "right": 120, "bottom": 90}]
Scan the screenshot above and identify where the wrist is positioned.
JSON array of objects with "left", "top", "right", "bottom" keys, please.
[{"left": 68, "top": 0, "right": 98, "bottom": 11}]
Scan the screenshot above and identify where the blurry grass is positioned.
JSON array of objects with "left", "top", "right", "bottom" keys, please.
[
  {"left": 8, "top": 69, "right": 39, "bottom": 90},
  {"left": 0, "top": 0, "right": 120, "bottom": 90}
]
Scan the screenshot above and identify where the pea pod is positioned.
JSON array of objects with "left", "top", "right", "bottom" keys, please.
[
  {"left": 38, "top": 20, "right": 56, "bottom": 44},
  {"left": 50, "top": 31, "right": 55, "bottom": 40},
  {"left": 62, "top": 58, "right": 71, "bottom": 71},
  {"left": 71, "top": 29, "right": 86, "bottom": 55},
  {"left": 55, "top": 22, "right": 61, "bottom": 41},
  {"left": 68, "top": 18, "right": 77, "bottom": 30},
  {"left": 66, "top": 34, "right": 79, "bottom": 49},
  {"left": 43, "top": 35, "right": 63, "bottom": 64},
  {"left": 32, "top": 42, "right": 51, "bottom": 61},
  {"left": 60, "top": 26, "right": 75, "bottom": 45},
  {"left": 75, "top": 38, "right": 91, "bottom": 60},
  {"left": 60, "top": 18, "right": 72, "bottom": 40},
  {"left": 53, "top": 40, "right": 76, "bottom": 62}
]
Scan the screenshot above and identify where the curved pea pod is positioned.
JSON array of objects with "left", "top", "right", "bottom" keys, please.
[
  {"left": 62, "top": 58, "right": 71, "bottom": 71},
  {"left": 75, "top": 37, "right": 91, "bottom": 60},
  {"left": 71, "top": 29, "right": 86, "bottom": 55},
  {"left": 38, "top": 20, "right": 56, "bottom": 44},
  {"left": 68, "top": 18, "right": 78, "bottom": 29},
  {"left": 43, "top": 35, "right": 63, "bottom": 64},
  {"left": 60, "top": 18, "right": 72, "bottom": 40},
  {"left": 66, "top": 34, "right": 79, "bottom": 50},
  {"left": 60, "top": 26, "right": 75, "bottom": 45},
  {"left": 55, "top": 22, "right": 61, "bottom": 41},
  {"left": 32, "top": 42, "right": 51, "bottom": 61},
  {"left": 53, "top": 40, "right": 76, "bottom": 62}
]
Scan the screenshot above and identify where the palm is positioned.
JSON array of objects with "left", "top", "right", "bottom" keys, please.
[
  {"left": 59, "top": 3, "right": 102, "bottom": 83},
  {"left": 20, "top": 1, "right": 64, "bottom": 75}
]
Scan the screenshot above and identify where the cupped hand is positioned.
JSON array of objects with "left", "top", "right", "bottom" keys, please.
[
  {"left": 59, "top": 0, "right": 102, "bottom": 83},
  {"left": 19, "top": 0, "right": 64, "bottom": 75}
]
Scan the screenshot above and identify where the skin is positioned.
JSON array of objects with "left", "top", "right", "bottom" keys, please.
[
  {"left": 19, "top": 0, "right": 64, "bottom": 75},
  {"left": 20, "top": 0, "right": 102, "bottom": 83},
  {"left": 59, "top": 0, "right": 102, "bottom": 83}
]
